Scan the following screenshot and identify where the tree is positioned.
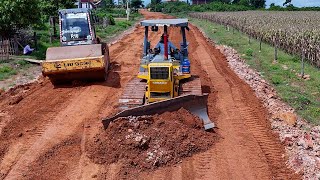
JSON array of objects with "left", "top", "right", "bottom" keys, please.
[
  {"left": 239, "top": 0, "right": 250, "bottom": 6},
  {"left": 250, "top": 0, "right": 265, "bottom": 8},
  {"left": 212, "top": 0, "right": 232, "bottom": 3},
  {"left": 283, "top": 0, "right": 291, "bottom": 6},
  {"left": 131, "top": 0, "right": 144, "bottom": 8},
  {"left": 102, "top": 0, "right": 114, "bottom": 8},
  {"left": 39, "top": 0, "right": 77, "bottom": 18},
  {"left": 232, "top": 0, "right": 241, "bottom": 4},
  {"left": 151, "top": 0, "right": 161, "bottom": 6},
  {"left": 238, "top": 0, "right": 265, "bottom": 8},
  {"left": 0, "top": 0, "right": 41, "bottom": 37}
]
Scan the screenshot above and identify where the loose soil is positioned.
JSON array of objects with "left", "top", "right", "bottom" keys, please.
[
  {"left": 0, "top": 10, "right": 301, "bottom": 180},
  {"left": 87, "top": 108, "right": 216, "bottom": 179}
]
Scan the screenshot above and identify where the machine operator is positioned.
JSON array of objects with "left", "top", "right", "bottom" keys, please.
[{"left": 154, "top": 34, "right": 178, "bottom": 55}]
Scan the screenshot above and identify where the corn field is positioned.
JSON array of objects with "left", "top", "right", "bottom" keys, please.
[{"left": 190, "top": 11, "right": 320, "bottom": 68}]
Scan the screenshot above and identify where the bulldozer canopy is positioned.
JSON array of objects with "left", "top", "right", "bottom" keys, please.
[{"left": 140, "top": 19, "right": 188, "bottom": 27}]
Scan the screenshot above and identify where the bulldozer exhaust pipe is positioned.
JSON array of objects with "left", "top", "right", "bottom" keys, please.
[{"left": 102, "top": 94, "right": 215, "bottom": 130}]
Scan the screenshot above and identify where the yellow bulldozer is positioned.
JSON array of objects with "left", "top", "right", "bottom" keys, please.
[
  {"left": 102, "top": 19, "right": 214, "bottom": 130},
  {"left": 42, "top": 8, "right": 109, "bottom": 85}
]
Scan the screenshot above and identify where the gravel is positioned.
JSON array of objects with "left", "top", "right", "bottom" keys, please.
[{"left": 217, "top": 45, "right": 320, "bottom": 179}]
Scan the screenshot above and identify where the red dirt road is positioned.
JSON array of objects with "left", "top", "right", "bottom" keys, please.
[{"left": 0, "top": 11, "right": 299, "bottom": 180}]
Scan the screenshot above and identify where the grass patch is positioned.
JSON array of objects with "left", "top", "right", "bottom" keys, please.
[
  {"left": 0, "top": 58, "right": 36, "bottom": 81},
  {"left": 0, "top": 65, "right": 17, "bottom": 81},
  {"left": 189, "top": 17, "right": 320, "bottom": 125},
  {"left": 96, "top": 17, "right": 139, "bottom": 42}
]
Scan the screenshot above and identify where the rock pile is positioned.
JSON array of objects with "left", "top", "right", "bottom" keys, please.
[
  {"left": 217, "top": 45, "right": 320, "bottom": 179},
  {"left": 87, "top": 108, "right": 216, "bottom": 179}
]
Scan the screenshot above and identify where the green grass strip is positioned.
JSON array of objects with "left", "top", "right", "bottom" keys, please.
[{"left": 189, "top": 17, "right": 320, "bottom": 125}]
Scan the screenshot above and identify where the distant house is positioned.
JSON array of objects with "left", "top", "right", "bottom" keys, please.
[
  {"left": 164, "top": 0, "right": 192, "bottom": 4},
  {"left": 76, "top": 0, "right": 103, "bottom": 9}
]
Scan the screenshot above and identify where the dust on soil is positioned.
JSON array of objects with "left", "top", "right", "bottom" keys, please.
[
  {"left": 87, "top": 108, "right": 217, "bottom": 179},
  {"left": 25, "top": 135, "right": 82, "bottom": 179}
]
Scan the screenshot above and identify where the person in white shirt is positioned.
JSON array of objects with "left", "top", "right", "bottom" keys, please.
[{"left": 23, "top": 44, "right": 34, "bottom": 55}]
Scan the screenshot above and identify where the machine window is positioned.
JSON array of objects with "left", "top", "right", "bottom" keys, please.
[
  {"left": 150, "top": 67, "right": 169, "bottom": 79},
  {"left": 61, "top": 13, "right": 91, "bottom": 41}
]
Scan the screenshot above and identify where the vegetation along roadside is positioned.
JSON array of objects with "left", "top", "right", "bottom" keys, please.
[{"left": 188, "top": 16, "right": 320, "bottom": 125}]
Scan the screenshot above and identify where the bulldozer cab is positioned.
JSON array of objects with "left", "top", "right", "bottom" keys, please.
[
  {"left": 59, "top": 8, "right": 96, "bottom": 46},
  {"left": 140, "top": 19, "right": 189, "bottom": 63},
  {"left": 138, "top": 19, "right": 192, "bottom": 103}
]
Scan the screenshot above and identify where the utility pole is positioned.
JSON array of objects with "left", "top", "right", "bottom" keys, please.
[
  {"left": 126, "top": 0, "right": 130, "bottom": 21},
  {"left": 78, "top": 0, "right": 82, "bottom": 8}
]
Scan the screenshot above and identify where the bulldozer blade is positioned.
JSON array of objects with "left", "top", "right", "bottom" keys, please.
[{"left": 102, "top": 94, "right": 215, "bottom": 130}]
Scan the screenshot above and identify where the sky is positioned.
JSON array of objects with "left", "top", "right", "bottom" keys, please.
[
  {"left": 266, "top": 0, "right": 320, "bottom": 7},
  {"left": 142, "top": 0, "right": 320, "bottom": 7}
]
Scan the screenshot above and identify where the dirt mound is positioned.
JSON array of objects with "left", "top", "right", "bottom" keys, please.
[{"left": 87, "top": 108, "right": 216, "bottom": 178}]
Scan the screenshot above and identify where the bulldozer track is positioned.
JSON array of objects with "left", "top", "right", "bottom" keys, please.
[
  {"left": 0, "top": 10, "right": 299, "bottom": 180},
  {"left": 179, "top": 76, "right": 203, "bottom": 96},
  {"left": 119, "top": 78, "right": 146, "bottom": 109},
  {"left": 192, "top": 151, "right": 216, "bottom": 179}
]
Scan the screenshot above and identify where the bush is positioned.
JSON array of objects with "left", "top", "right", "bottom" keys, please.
[
  {"left": 16, "top": 60, "right": 29, "bottom": 66},
  {"left": 154, "top": 2, "right": 252, "bottom": 13},
  {"left": 0, "top": 65, "right": 17, "bottom": 80},
  {"left": 245, "top": 48, "right": 253, "bottom": 56},
  {"left": 108, "top": 15, "right": 116, "bottom": 25},
  {"left": 271, "top": 75, "right": 283, "bottom": 85},
  {"left": 117, "top": 21, "right": 132, "bottom": 28},
  {"left": 0, "top": 66, "right": 13, "bottom": 73}
]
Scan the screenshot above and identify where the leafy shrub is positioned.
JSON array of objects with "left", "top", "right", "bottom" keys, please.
[
  {"left": 0, "top": 66, "right": 17, "bottom": 80},
  {"left": 108, "top": 15, "right": 116, "bottom": 25},
  {"left": 271, "top": 75, "right": 283, "bottom": 85},
  {"left": 117, "top": 21, "right": 132, "bottom": 28},
  {"left": 0, "top": 66, "right": 15, "bottom": 73},
  {"left": 245, "top": 48, "right": 253, "bottom": 56}
]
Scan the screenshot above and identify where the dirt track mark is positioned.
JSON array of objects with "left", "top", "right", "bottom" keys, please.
[
  {"left": 0, "top": 10, "right": 300, "bottom": 180},
  {"left": 0, "top": 82, "right": 76, "bottom": 178}
]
